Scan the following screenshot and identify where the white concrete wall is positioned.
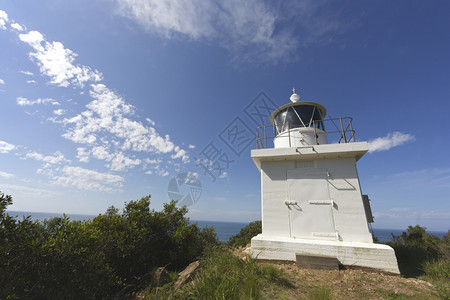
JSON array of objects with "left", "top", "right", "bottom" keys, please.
[
  {"left": 261, "top": 160, "right": 294, "bottom": 237},
  {"left": 252, "top": 142, "right": 399, "bottom": 274},
  {"left": 259, "top": 155, "right": 372, "bottom": 243}
]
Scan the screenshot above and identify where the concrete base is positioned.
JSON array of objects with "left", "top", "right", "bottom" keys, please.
[
  {"left": 296, "top": 253, "right": 340, "bottom": 270},
  {"left": 251, "top": 234, "right": 400, "bottom": 274}
]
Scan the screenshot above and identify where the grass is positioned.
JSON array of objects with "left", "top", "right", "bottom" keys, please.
[
  {"left": 143, "top": 248, "right": 441, "bottom": 299},
  {"left": 421, "top": 259, "right": 450, "bottom": 300},
  {"left": 142, "top": 223, "right": 449, "bottom": 299},
  {"left": 146, "top": 246, "right": 293, "bottom": 299},
  {"left": 304, "top": 286, "right": 333, "bottom": 300}
]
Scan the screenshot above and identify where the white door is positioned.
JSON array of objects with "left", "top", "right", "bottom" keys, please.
[{"left": 287, "top": 168, "right": 337, "bottom": 240}]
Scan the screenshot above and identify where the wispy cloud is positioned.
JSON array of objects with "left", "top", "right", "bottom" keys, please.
[
  {"left": 11, "top": 23, "right": 24, "bottom": 31},
  {"left": 50, "top": 166, "right": 124, "bottom": 193},
  {"left": 16, "top": 96, "right": 60, "bottom": 106},
  {"left": 20, "top": 70, "right": 34, "bottom": 76},
  {"left": 25, "top": 151, "right": 70, "bottom": 167},
  {"left": 368, "top": 132, "right": 415, "bottom": 152},
  {"left": 0, "top": 171, "right": 15, "bottom": 179},
  {"left": 0, "top": 10, "right": 8, "bottom": 30},
  {"left": 11, "top": 17, "right": 190, "bottom": 176},
  {"left": 88, "top": 146, "right": 141, "bottom": 171},
  {"left": 113, "top": 0, "right": 344, "bottom": 65},
  {"left": 53, "top": 108, "right": 66, "bottom": 115},
  {"left": 18, "top": 30, "right": 103, "bottom": 88},
  {"left": 23, "top": 149, "right": 124, "bottom": 192},
  {"left": 1, "top": 184, "right": 59, "bottom": 198},
  {"left": 62, "top": 83, "right": 189, "bottom": 171},
  {"left": 0, "top": 78, "right": 4, "bottom": 85},
  {"left": 0, "top": 141, "right": 16, "bottom": 154}
]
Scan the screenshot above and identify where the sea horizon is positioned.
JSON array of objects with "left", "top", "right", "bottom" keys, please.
[{"left": 6, "top": 210, "right": 448, "bottom": 243}]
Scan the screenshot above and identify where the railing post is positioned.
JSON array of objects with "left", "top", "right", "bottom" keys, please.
[
  {"left": 349, "top": 120, "right": 355, "bottom": 142},
  {"left": 264, "top": 126, "right": 267, "bottom": 149},
  {"left": 339, "top": 118, "right": 347, "bottom": 143},
  {"left": 256, "top": 129, "right": 260, "bottom": 149}
]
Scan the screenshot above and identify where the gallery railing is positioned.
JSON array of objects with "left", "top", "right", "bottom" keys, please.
[{"left": 256, "top": 117, "right": 356, "bottom": 149}]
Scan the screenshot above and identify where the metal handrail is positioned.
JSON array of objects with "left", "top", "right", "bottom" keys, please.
[{"left": 255, "top": 117, "right": 356, "bottom": 149}]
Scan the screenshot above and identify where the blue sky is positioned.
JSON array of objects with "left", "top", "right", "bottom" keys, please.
[{"left": 0, "top": 1, "right": 449, "bottom": 231}]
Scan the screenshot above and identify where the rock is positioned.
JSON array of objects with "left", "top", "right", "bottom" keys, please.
[
  {"left": 174, "top": 261, "right": 200, "bottom": 290},
  {"left": 152, "top": 266, "right": 169, "bottom": 287}
]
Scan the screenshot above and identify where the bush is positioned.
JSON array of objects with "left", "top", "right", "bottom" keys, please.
[
  {"left": 0, "top": 191, "right": 218, "bottom": 298},
  {"left": 227, "top": 220, "right": 262, "bottom": 248},
  {"left": 386, "top": 225, "right": 442, "bottom": 277}
]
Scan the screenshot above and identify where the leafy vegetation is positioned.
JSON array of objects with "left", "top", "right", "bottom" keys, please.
[
  {"left": 148, "top": 246, "right": 292, "bottom": 299},
  {"left": 227, "top": 220, "right": 261, "bottom": 247},
  {"left": 387, "top": 225, "right": 449, "bottom": 299},
  {"left": 386, "top": 225, "right": 447, "bottom": 277},
  {"left": 0, "top": 191, "right": 217, "bottom": 299},
  {"left": 2, "top": 191, "right": 448, "bottom": 299}
]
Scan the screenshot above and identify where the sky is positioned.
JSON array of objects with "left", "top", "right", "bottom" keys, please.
[{"left": 0, "top": 0, "right": 449, "bottom": 231}]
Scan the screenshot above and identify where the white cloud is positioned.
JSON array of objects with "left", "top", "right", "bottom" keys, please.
[
  {"left": 16, "top": 96, "right": 60, "bottom": 106},
  {"left": 109, "top": 153, "right": 141, "bottom": 171},
  {"left": 219, "top": 171, "right": 228, "bottom": 179},
  {"left": 0, "top": 171, "right": 15, "bottom": 179},
  {"left": 90, "top": 146, "right": 141, "bottom": 171},
  {"left": 76, "top": 147, "right": 90, "bottom": 162},
  {"left": 145, "top": 158, "right": 161, "bottom": 164},
  {"left": 13, "top": 23, "right": 189, "bottom": 174},
  {"left": 157, "top": 169, "right": 169, "bottom": 177},
  {"left": 0, "top": 10, "right": 8, "bottom": 30},
  {"left": 145, "top": 170, "right": 153, "bottom": 175},
  {"left": 368, "top": 132, "right": 415, "bottom": 152},
  {"left": 0, "top": 78, "right": 4, "bottom": 85},
  {"left": 26, "top": 151, "right": 70, "bottom": 166},
  {"left": 53, "top": 108, "right": 66, "bottom": 115},
  {"left": 146, "top": 118, "right": 156, "bottom": 126},
  {"left": 27, "top": 80, "right": 37, "bottom": 84},
  {"left": 113, "top": 0, "right": 343, "bottom": 65},
  {"left": 18, "top": 30, "right": 103, "bottom": 88},
  {"left": 1, "top": 184, "right": 59, "bottom": 198},
  {"left": 11, "top": 23, "right": 24, "bottom": 31},
  {"left": 188, "top": 144, "right": 195, "bottom": 149},
  {"left": 0, "top": 140, "right": 16, "bottom": 153},
  {"left": 171, "top": 146, "right": 189, "bottom": 163},
  {"left": 20, "top": 70, "right": 34, "bottom": 76},
  {"left": 62, "top": 84, "right": 189, "bottom": 166},
  {"left": 76, "top": 145, "right": 141, "bottom": 171},
  {"left": 51, "top": 166, "right": 124, "bottom": 192}
]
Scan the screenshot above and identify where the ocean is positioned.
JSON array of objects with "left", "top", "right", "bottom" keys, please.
[{"left": 6, "top": 210, "right": 447, "bottom": 243}]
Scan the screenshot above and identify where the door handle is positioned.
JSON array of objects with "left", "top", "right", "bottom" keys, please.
[{"left": 284, "top": 200, "right": 297, "bottom": 205}]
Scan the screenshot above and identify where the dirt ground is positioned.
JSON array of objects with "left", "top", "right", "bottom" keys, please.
[{"left": 261, "top": 261, "right": 440, "bottom": 299}]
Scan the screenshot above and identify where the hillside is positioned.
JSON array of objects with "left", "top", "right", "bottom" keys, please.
[
  {"left": 142, "top": 246, "right": 443, "bottom": 299},
  {"left": 257, "top": 261, "right": 439, "bottom": 299}
]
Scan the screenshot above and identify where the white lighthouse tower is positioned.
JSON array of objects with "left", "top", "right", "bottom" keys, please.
[{"left": 250, "top": 89, "right": 399, "bottom": 274}]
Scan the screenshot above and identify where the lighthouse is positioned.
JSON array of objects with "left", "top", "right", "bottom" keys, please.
[{"left": 250, "top": 89, "right": 399, "bottom": 274}]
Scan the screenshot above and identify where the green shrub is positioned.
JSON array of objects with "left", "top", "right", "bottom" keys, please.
[
  {"left": 387, "top": 225, "right": 442, "bottom": 277},
  {"left": 227, "top": 220, "right": 262, "bottom": 247},
  {"left": 0, "top": 191, "right": 218, "bottom": 298}
]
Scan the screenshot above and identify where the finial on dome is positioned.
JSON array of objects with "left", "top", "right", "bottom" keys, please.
[{"left": 290, "top": 87, "right": 300, "bottom": 103}]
